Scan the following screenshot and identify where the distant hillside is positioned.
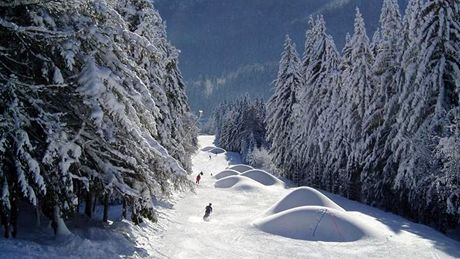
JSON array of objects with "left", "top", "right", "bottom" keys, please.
[{"left": 154, "top": 0, "right": 408, "bottom": 115}]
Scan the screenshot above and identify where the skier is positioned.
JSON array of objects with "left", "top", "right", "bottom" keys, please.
[
  {"left": 203, "top": 203, "right": 212, "bottom": 221},
  {"left": 209, "top": 154, "right": 212, "bottom": 160},
  {"left": 196, "top": 172, "right": 204, "bottom": 184}
]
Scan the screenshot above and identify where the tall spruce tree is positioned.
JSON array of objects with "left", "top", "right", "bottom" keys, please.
[
  {"left": 341, "top": 8, "right": 375, "bottom": 200},
  {"left": 361, "top": 0, "right": 402, "bottom": 205},
  {"left": 266, "top": 35, "right": 302, "bottom": 180},
  {"left": 0, "top": 0, "right": 197, "bottom": 237},
  {"left": 293, "top": 16, "right": 340, "bottom": 188},
  {"left": 392, "top": 0, "right": 460, "bottom": 229}
]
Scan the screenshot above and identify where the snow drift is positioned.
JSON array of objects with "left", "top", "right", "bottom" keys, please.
[
  {"left": 214, "top": 175, "right": 266, "bottom": 192},
  {"left": 209, "top": 147, "right": 226, "bottom": 154},
  {"left": 264, "top": 187, "right": 344, "bottom": 216},
  {"left": 227, "top": 164, "right": 253, "bottom": 173},
  {"left": 253, "top": 206, "right": 379, "bottom": 242},
  {"left": 240, "top": 169, "right": 284, "bottom": 186},
  {"left": 214, "top": 169, "right": 240, "bottom": 180},
  {"left": 201, "top": 146, "right": 215, "bottom": 152}
]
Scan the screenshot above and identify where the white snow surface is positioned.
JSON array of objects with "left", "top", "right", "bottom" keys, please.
[
  {"left": 214, "top": 175, "right": 267, "bottom": 192},
  {"left": 1, "top": 135, "right": 459, "bottom": 258},
  {"left": 226, "top": 164, "right": 253, "bottom": 173},
  {"left": 0, "top": 205, "right": 158, "bottom": 258},
  {"left": 214, "top": 169, "right": 240, "bottom": 180},
  {"left": 253, "top": 206, "right": 381, "bottom": 242},
  {"left": 240, "top": 169, "right": 285, "bottom": 186},
  {"left": 152, "top": 135, "right": 460, "bottom": 258},
  {"left": 263, "top": 186, "right": 345, "bottom": 216}
]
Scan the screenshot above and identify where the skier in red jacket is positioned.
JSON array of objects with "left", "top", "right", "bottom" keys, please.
[{"left": 196, "top": 172, "right": 203, "bottom": 184}]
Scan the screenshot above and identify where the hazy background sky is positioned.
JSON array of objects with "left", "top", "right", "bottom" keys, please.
[{"left": 154, "top": 0, "right": 408, "bottom": 116}]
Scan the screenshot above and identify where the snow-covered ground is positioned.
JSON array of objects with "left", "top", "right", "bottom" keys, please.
[
  {"left": 1, "top": 135, "right": 459, "bottom": 258},
  {"left": 152, "top": 135, "right": 460, "bottom": 259}
]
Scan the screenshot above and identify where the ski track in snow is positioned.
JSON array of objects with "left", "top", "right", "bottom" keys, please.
[{"left": 152, "top": 135, "right": 460, "bottom": 259}]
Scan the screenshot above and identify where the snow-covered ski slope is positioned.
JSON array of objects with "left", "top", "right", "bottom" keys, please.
[
  {"left": 1, "top": 135, "right": 458, "bottom": 258},
  {"left": 153, "top": 135, "right": 459, "bottom": 259}
]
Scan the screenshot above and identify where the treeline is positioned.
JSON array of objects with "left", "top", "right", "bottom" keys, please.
[
  {"left": 212, "top": 96, "right": 267, "bottom": 164},
  {"left": 0, "top": 0, "right": 197, "bottom": 237},
  {"left": 188, "top": 63, "right": 276, "bottom": 116},
  {"left": 267, "top": 0, "right": 459, "bottom": 232}
]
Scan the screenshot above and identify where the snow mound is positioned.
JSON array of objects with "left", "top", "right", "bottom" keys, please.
[
  {"left": 264, "top": 187, "right": 344, "bottom": 216},
  {"left": 214, "top": 169, "right": 240, "bottom": 180},
  {"left": 240, "top": 169, "right": 284, "bottom": 186},
  {"left": 201, "top": 146, "right": 215, "bottom": 152},
  {"left": 227, "top": 164, "right": 253, "bottom": 173},
  {"left": 253, "top": 206, "right": 379, "bottom": 242},
  {"left": 214, "top": 175, "right": 265, "bottom": 192},
  {"left": 209, "top": 147, "right": 226, "bottom": 154},
  {"left": 232, "top": 180, "right": 267, "bottom": 192}
]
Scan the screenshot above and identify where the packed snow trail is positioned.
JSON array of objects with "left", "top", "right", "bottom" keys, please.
[{"left": 152, "top": 135, "right": 460, "bottom": 259}]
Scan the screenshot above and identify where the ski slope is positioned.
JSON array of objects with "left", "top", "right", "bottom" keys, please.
[{"left": 152, "top": 135, "right": 459, "bottom": 259}]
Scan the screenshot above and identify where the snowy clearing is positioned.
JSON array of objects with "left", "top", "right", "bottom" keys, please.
[{"left": 152, "top": 135, "right": 460, "bottom": 259}]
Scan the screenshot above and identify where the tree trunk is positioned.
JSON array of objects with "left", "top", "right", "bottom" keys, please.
[
  {"left": 35, "top": 205, "right": 41, "bottom": 228},
  {"left": 131, "top": 205, "right": 140, "bottom": 225},
  {"left": 122, "top": 198, "right": 127, "bottom": 219},
  {"left": 1, "top": 211, "right": 9, "bottom": 239},
  {"left": 10, "top": 198, "right": 18, "bottom": 238},
  {"left": 92, "top": 193, "right": 97, "bottom": 213},
  {"left": 53, "top": 206, "right": 71, "bottom": 236},
  {"left": 85, "top": 191, "right": 93, "bottom": 218},
  {"left": 76, "top": 182, "right": 81, "bottom": 214},
  {"left": 103, "top": 193, "right": 109, "bottom": 223}
]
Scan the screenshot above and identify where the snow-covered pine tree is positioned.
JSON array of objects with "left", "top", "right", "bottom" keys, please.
[
  {"left": 318, "top": 32, "right": 357, "bottom": 195},
  {"left": 265, "top": 35, "right": 302, "bottom": 180},
  {"left": 293, "top": 16, "right": 340, "bottom": 188},
  {"left": 359, "top": 0, "right": 423, "bottom": 209},
  {"left": 214, "top": 96, "right": 266, "bottom": 163},
  {"left": 115, "top": 0, "right": 198, "bottom": 172},
  {"left": 435, "top": 108, "right": 460, "bottom": 226},
  {"left": 372, "top": 0, "right": 402, "bottom": 103},
  {"left": 163, "top": 47, "right": 199, "bottom": 171},
  {"left": 361, "top": 0, "right": 402, "bottom": 205},
  {"left": 213, "top": 101, "right": 230, "bottom": 142},
  {"left": 341, "top": 8, "right": 375, "bottom": 201},
  {"left": 0, "top": 0, "right": 197, "bottom": 235},
  {"left": 0, "top": 1, "right": 87, "bottom": 236},
  {"left": 74, "top": 0, "right": 198, "bottom": 221},
  {"left": 301, "top": 17, "right": 318, "bottom": 80},
  {"left": 370, "top": 28, "right": 381, "bottom": 57},
  {"left": 391, "top": 0, "right": 460, "bottom": 230}
]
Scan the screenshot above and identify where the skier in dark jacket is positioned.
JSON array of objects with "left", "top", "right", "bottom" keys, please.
[{"left": 203, "top": 203, "right": 212, "bottom": 221}]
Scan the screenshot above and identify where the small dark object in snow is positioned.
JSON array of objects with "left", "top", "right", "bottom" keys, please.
[{"left": 203, "top": 203, "right": 212, "bottom": 221}]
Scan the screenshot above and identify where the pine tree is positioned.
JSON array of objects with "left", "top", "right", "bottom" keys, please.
[
  {"left": 265, "top": 35, "right": 302, "bottom": 180},
  {"left": 293, "top": 16, "right": 340, "bottom": 188},
  {"left": 214, "top": 96, "right": 266, "bottom": 163},
  {"left": 392, "top": 0, "right": 460, "bottom": 229},
  {"left": 0, "top": 0, "right": 198, "bottom": 236},
  {"left": 341, "top": 8, "right": 375, "bottom": 200},
  {"left": 361, "top": 0, "right": 402, "bottom": 205}
]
